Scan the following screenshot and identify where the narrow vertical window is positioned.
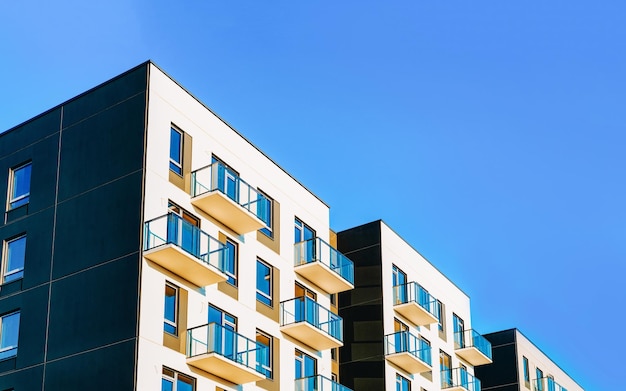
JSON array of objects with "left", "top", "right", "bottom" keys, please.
[
  {"left": 295, "top": 349, "right": 316, "bottom": 379},
  {"left": 436, "top": 300, "right": 445, "bottom": 332},
  {"left": 256, "top": 330, "right": 273, "bottom": 378},
  {"left": 162, "top": 367, "right": 195, "bottom": 391},
  {"left": 224, "top": 238, "right": 238, "bottom": 286},
  {"left": 258, "top": 190, "right": 273, "bottom": 238},
  {"left": 536, "top": 368, "right": 544, "bottom": 391},
  {"left": 523, "top": 356, "right": 530, "bottom": 386},
  {"left": 256, "top": 259, "right": 272, "bottom": 306},
  {"left": 169, "top": 127, "right": 183, "bottom": 175},
  {"left": 440, "top": 350, "right": 452, "bottom": 387},
  {"left": 164, "top": 283, "right": 178, "bottom": 335},
  {"left": 8, "top": 162, "right": 31, "bottom": 210},
  {"left": 3, "top": 235, "right": 26, "bottom": 283},
  {"left": 392, "top": 265, "right": 407, "bottom": 304},
  {"left": 396, "top": 374, "right": 411, "bottom": 391},
  {"left": 453, "top": 314, "right": 464, "bottom": 348},
  {"left": 0, "top": 311, "right": 20, "bottom": 360}
]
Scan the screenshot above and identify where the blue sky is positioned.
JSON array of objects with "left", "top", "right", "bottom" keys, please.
[{"left": 2, "top": 1, "right": 624, "bottom": 389}]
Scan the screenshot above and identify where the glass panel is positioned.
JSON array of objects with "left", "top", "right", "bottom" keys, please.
[
  {"left": 256, "top": 260, "right": 272, "bottom": 306},
  {"left": 0, "top": 312, "right": 19, "bottom": 359},
  {"left": 164, "top": 284, "right": 177, "bottom": 334},
  {"left": 9, "top": 163, "right": 31, "bottom": 209},
  {"left": 5, "top": 236, "right": 26, "bottom": 282},
  {"left": 161, "top": 378, "right": 174, "bottom": 391},
  {"left": 169, "top": 128, "right": 182, "bottom": 175}
]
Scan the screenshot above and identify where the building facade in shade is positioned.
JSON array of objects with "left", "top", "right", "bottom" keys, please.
[
  {"left": 336, "top": 220, "right": 493, "bottom": 391},
  {"left": 0, "top": 61, "right": 355, "bottom": 390},
  {"left": 474, "top": 329, "right": 583, "bottom": 391}
]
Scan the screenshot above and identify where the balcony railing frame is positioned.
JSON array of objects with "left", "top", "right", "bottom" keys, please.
[
  {"left": 384, "top": 330, "right": 432, "bottom": 366},
  {"left": 294, "top": 375, "right": 353, "bottom": 391},
  {"left": 280, "top": 296, "right": 343, "bottom": 342},
  {"left": 294, "top": 237, "right": 354, "bottom": 285},
  {"left": 454, "top": 329, "right": 493, "bottom": 361},
  {"left": 441, "top": 367, "right": 481, "bottom": 391},
  {"left": 392, "top": 281, "right": 440, "bottom": 319}
]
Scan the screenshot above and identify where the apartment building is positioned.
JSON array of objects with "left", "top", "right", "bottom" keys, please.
[
  {"left": 474, "top": 329, "right": 583, "bottom": 391},
  {"left": 336, "top": 221, "right": 493, "bottom": 391},
  {"left": 0, "top": 61, "right": 355, "bottom": 390}
]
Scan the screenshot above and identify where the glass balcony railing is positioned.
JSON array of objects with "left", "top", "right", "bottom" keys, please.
[
  {"left": 294, "top": 238, "right": 354, "bottom": 285},
  {"left": 191, "top": 161, "right": 270, "bottom": 225},
  {"left": 393, "top": 282, "right": 440, "bottom": 319},
  {"left": 281, "top": 296, "right": 343, "bottom": 342},
  {"left": 295, "top": 375, "right": 353, "bottom": 391},
  {"left": 441, "top": 367, "right": 481, "bottom": 391},
  {"left": 454, "top": 329, "right": 492, "bottom": 361},
  {"left": 533, "top": 377, "right": 568, "bottom": 391},
  {"left": 144, "top": 213, "right": 228, "bottom": 273},
  {"left": 187, "top": 322, "right": 267, "bottom": 376},
  {"left": 384, "top": 331, "right": 432, "bottom": 366}
]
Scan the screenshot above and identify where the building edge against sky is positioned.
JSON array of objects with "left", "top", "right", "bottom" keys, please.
[{"left": 0, "top": 61, "right": 584, "bottom": 391}]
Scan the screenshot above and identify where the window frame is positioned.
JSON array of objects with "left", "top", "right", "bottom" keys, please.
[
  {"left": 294, "top": 217, "right": 315, "bottom": 243},
  {"left": 169, "top": 127, "right": 183, "bottom": 176},
  {"left": 164, "top": 282, "right": 179, "bottom": 336},
  {"left": 256, "top": 329, "right": 273, "bottom": 379},
  {"left": 295, "top": 349, "right": 317, "bottom": 379},
  {"left": 436, "top": 300, "right": 445, "bottom": 332},
  {"left": 7, "top": 162, "right": 32, "bottom": 211},
  {"left": 396, "top": 373, "right": 411, "bottom": 391},
  {"left": 258, "top": 189, "right": 273, "bottom": 238},
  {"left": 256, "top": 258, "right": 273, "bottom": 307},
  {"left": 162, "top": 366, "right": 195, "bottom": 391},
  {"left": 223, "top": 237, "right": 238, "bottom": 286},
  {"left": 3, "top": 234, "right": 26, "bottom": 284},
  {"left": 523, "top": 356, "right": 530, "bottom": 387},
  {"left": 0, "top": 311, "right": 20, "bottom": 360}
]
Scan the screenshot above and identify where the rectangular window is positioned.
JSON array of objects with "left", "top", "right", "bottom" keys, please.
[
  {"left": 164, "top": 283, "right": 178, "bottom": 335},
  {"left": 256, "top": 330, "right": 273, "bottom": 378},
  {"left": 258, "top": 190, "right": 273, "bottom": 238},
  {"left": 294, "top": 217, "right": 315, "bottom": 243},
  {"left": 523, "top": 356, "right": 530, "bottom": 386},
  {"left": 256, "top": 259, "right": 273, "bottom": 306},
  {"left": 169, "top": 127, "right": 183, "bottom": 176},
  {"left": 295, "top": 349, "right": 316, "bottom": 379},
  {"left": 453, "top": 314, "right": 464, "bottom": 348},
  {"left": 224, "top": 238, "right": 238, "bottom": 286},
  {"left": 0, "top": 311, "right": 20, "bottom": 360},
  {"left": 8, "top": 162, "right": 32, "bottom": 210},
  {"left": 396, "top": 374, "right": 411, "bottom": 391},
  {"left": 440, "top": 350, "right": 452, "bottom": 387},
  {"left": 208, "top": 305, "right": 237, "bottom": 330},
  {"left": 436, "top": 300, "right": 445, "bottom": 332},
  {"left": 162, "top": 367, "right": 195, "bottom": 391},
  {"left": 536, "top": 368, "right": 544, "bottom": 391},
  {"left": 3, "top": 235, "right": 26, "bottom": 283},
  {"left": 331, "top": 347, "right": 338, "bottom": 362},
  {"left": 392, "top": 265, "right": 407, "bottom": 304}
]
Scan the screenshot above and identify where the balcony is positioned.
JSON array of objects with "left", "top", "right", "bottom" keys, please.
[
  {"left": 533, "top": 377, "right": 568, "bottom": 391},
  {"left": 454, "top": 329, "right": 493, "bottom": 366},
  {"left": 294, "top": 238, "right": 354, "bottom": 294},
  {"left": 280, "top": 296, "right": 343, "bottom": 351},
  {"left": 441, "top": 368, "right": 481, "bottom": 391},
  {"left": 143, "top": 213, "right": 229, "bottom": 286},
  {"left": 384, "top": 331, "right": 431, "bottom": 374},
  {"left": 392, "top": 282, "right": 440, "bottom": 326},
  {"left": 187, "top": 323, "right": 267, "bottom": 384},
  {"left": 190, "top": 162, "right": 270, "bottom": 235},
  {"left": 295, "top": 375, "right": 353, "bottom": 391}
]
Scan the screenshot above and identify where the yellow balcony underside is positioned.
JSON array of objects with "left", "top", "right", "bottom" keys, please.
[
  {"left": 294, "top": 261, "right": 354, "bottom": 294},
  {"left": 443, "top": 385, "right": 468, "bottom": 391},
  {"left": 281, "top": 322, "right": 343, "bottom": 351},
  {"left": 386, "top": 352, "right": 431, "bottom": 374},
  {"left": 144, "top": 244, "right": 227, "bottom": 287},
  {"left": 187, "top": 353, "right": 265, "bottom": 384},
  {"left": 191, "top": 190, "right": 264, "bottom": 235},
  {"left": 393, "top": 301, "right": 438, "bottom": 326},
  {"left": 455, "top": 346, "right": 493, "bottom": 366}
]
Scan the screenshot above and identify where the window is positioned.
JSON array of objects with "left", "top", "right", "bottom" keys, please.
[
  {"left": 212, "top": 156, "right": 239, "bottom": 201},
  {"left": 440, "top": 350, "right": 452, "bottom": 387},
  {"left": 3, "top": 235, "right": 25, "bottom": 283},
  {"left": 294, "top": 218, "right": 315, "bottom": 243},
  {"left": 258, "top": 190, "right": 273, "bottom": 238},
  {"left": 169, "top": 128, "right": 183, "bottom": 175},
  {"left": 453, "top": 314, "right": 464, "bottom": 348},
  {"left": 330, "top": 293, "right": 337, "bottom": 307},
  {"left": 523, "top": 356, "right": 530, "bottom": 386},
  {"left": 396, "top": 374, "right": 411, "bottom": 391},
  {"left": 256, "top": 259, "right": 272, "bottom": 306},
  {"left": 168, "top": 202, "right": 200, "bottom": 255},
  {"left": 436, "top": 300, "right": 445, "bottom": 332},
  {"left": 0, "top": 311, "right": 20, "bottom": 360},
  {"left": 209, "top": 305, "right": 237, "bottom": 330},
  {"left": 224, "top": 238, "right": 238, "bottom": 286},
  {"left": 164, "top": 283, "right": 178, "bottom": 335},
  {"left": 392, "top": 265, "right": 407, "bottom": 304},
  {"left": 256, "top": 330, "right": 273, "bottom": 378},
  {"left": 162, "top": 367, "right": 194, "bottom": 391},
  {"left": 331, "top": 347, "right": 338, "bottom": 362},
  {"left": 295, "top": 349, "right": 316, "bottom": 379},
  {"left": 7, "top": 162, "right": 31, "bottom": 210},
  {"left": 208, "top": 305, "right": 237, "bottom": 360},
  {"left": 536, "top": 368, "right": 544, "bottom": 391}
]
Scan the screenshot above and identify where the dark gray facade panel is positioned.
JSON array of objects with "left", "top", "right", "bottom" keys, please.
[
  {"left": 46, "top": 253, "right": 140, "bottom": 361},
  {"left": 57, "top": 92, "right": 147, "bottom": 202},
  {"left": 0, "top": 365, "right": 44, "bottom": 391},
  {"left": 52, "top": 171, "right": 144, "bottom": 279},
  {"left": 43, "top": 339, "right": 136, "bottom": 391},
  {"left": 475, "top": 330, "right": 520, "bottom": 390},
  {"left": 0, "top": 108, "right": 61, "bottom": 158}
]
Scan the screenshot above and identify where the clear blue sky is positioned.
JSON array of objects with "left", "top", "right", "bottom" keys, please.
[{"left": 2, "top": 1, "right": 623, "bottom": 389}]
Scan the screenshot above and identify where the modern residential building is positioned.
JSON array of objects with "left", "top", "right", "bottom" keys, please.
[
  {"left": 0, "top": 61, "right": 355, "bottom": 390},
  {"left": 336, "top": 220, "right": 493, "bottom": 391},
  {"left": 474, "top": 329, "right": 583, "bottom": 391}
]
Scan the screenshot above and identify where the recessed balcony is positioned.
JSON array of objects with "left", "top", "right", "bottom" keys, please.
[
  {"left": 533, "top": 377, "right": 567, "bottom": 391},
  {"left": 280, "top": 296, "right": 343, "bottom": 351},
  {"left": 294, "top": 238, "right": 354, "bottom": 294},
  {"left": 384, "top": 331, "right": 432, "bottom": 374},
  {"left": 187, "top": 323, "right": 267, "bottom": 384},
  {"left": 441, "top": 367, "right": 481, "bottom": 391},
  {"left": 454, "top": 329, "right": 493, "bottom": 366},
  {"left": 392, "top": 282, "right": 440, "bottom": 326},
  {"left": 143, "top": 213, "right": 229, "bottom": 286},
  {"left": 190, "top": 162, "right": 270, "bottom": 235},
  {"left": 295, "top": 375, "right": 353, "bottom": 391}
]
